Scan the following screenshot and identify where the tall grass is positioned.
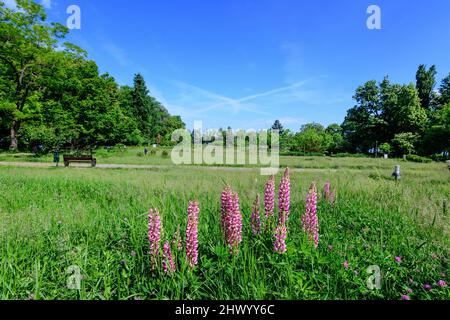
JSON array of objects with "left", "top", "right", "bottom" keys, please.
[{"left": 0, "top": 163, "right": 448, "bottom": 300}]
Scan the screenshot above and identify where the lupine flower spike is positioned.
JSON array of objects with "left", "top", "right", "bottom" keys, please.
[
  {"left": 274, "top": 223, "right": 287, "bottom": 254},
  {"left": 186, "top": 201, "right": 199, "bottom": 268},
  {"left": 302, "top": 183, "right": 319, "bottom": 248},
  {"left": 226, "top": 191, "right": 243, "bottom": 255},
  {"left": 323, "top": 181, "right": 331, "bottom": 200},
  {"left": 323, "top": 181, "right": 336, "bottom": 205},
  {"left": 148, "top": 208, "right": 161, "bottom": 269},
  {"left": 162, "top": 241, "right": 176, "bottom": 274},
  {"left": 251, "top": 194, "right": 261, "bottom": 235},
  {"left": 221, "top": 186, "right": 233, "bottom": 234},
  {"left": 264, "top": 175, "right": 275, "bottom": 219},
  {"left": 278, "top": 168, "right": 291, "bottom": 225}
]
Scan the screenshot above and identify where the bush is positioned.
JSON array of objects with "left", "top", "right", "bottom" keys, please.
[
  {"left": 431, "top": 153, "right": 449, "bottom": 162},
  {"left": 332, "top": 153, "right": 367, "bottom": 158},
  {"left": 280, "top": 151, "right": 325, "bottom": 157},
  {"left": 161, "top": 150, "right": 169, "bottom": 158},
  {"left": 406, "top": 154, "right": 432, "bottom": 163}
]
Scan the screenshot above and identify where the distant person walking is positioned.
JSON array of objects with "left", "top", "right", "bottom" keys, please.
[{"left": 144, "top": 147, "right": 148, "bottom": 156}]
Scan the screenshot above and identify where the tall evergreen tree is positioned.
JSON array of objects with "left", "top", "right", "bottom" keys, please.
[
  {"left": 131, "top": 73, "right": 152, "bottom": 139},
  {"left": 438, "top": 73, "right": 450, "bottom": 106},
  {"left": 271, "top": 119, "right": 284, "bottom": 135},
  {"left": 415, "top": 64, "right": 437, "bottom": 110}
]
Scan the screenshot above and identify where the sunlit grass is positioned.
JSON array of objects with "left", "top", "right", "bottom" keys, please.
[{"left": 0, "top": 159, "right": 448, "bottom": 300}]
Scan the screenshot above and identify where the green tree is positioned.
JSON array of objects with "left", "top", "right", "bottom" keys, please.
[
  {"left": 325, "top": 123, "right": 344, "bottom": 153},
  {"left": 422, "top": 103, "right": 450, "bottom": 155},
  {"left": 391, "top": 132, "right": 419, "bottom": 155},
  {"left": 342, "top": 80, "right": 384, "bottom": 153},
  {"left": 438, "top": 73, "right": 450, "bottom": 106},
  {"left": 271, "top": 120, "right": 284, "bottom": 135},
  {"left": 0, "top": 0, "right": 69, "bottom": 150},
  {"left": 293, "top": 123, "right": 331, "bottom": 153},
  {"left": 415, "top": 64, "right": 437, "bottom": 110},
  {"left": 131, "top": 73, "right": 152, "bottom": 139}
]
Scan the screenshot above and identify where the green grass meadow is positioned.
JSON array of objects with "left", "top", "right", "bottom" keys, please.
[{"left": 0, "top": 157, "right": 449, "bottom": 300}]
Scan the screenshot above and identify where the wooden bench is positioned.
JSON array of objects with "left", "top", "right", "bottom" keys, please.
[{"left": 63, "top": 155, "right": 97, "bottom": 167}]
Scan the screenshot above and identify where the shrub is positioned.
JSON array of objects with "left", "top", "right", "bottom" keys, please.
[
  {"left": 332, "top": 153, "right": 367, "bottom": 158},
  {"left": 406, "top": 154, "right": 432, "bottom": 163},
  {"left": 161, "top": 150, "right": 169, "bottom": 158},
  {"left": 431, "top": 153, "right": 449, "bottom": 162}
]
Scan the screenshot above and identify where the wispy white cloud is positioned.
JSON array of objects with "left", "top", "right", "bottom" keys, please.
[
  {"left": 102, "top": 42, "right": 132, "bottom": 67},
  {"left": 176, "top": 80, "right": 313, "bottom": 116},
  {"left": 41, "top": 0, "right": 52, "bottom": 9}
]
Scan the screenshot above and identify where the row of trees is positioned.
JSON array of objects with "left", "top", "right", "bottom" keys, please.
[
  {"left": 1, "top": 1, "right": 448, "bottom": 158},
  {"left": 0, "top": 0, "right": 184, "bottom": 152},
  {"left": 272, "top": 66, "right": 449, "bottom": 158}
]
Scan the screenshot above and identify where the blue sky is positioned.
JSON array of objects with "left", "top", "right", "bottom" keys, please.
[{"left": 6, "top": 0, "right": 450, "bottom": 130}]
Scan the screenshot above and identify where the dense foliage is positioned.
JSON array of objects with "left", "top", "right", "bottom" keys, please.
[
  {"left": 0, "top": 0, "right": 184, "bottom": 152},
  {"left": 0, "top": 1, "right": 448, "bottom": 159}
]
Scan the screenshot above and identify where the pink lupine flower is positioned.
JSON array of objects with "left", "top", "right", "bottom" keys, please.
[
  {"left": 274, "top": 223, "right": 287, "bottom": 254},
  {"left": 437, "top": 280, "right": 447, "bottom": 288},
  {"left": 221, "top": 186, "right": 233, "bottom": 233},
  {"left": 401, "top": 295, "right": 410, "bottom": 301},
  {"left": 251, "top": 194, "right": 261, "bottom": 235},
  {"left": 148, "top": 208, "right": 161, "bottom": 269},
  {"left": 186, "top": 201, "right": 199, "bottom": 267},
  {"left": 343, "top": 261, "right": 349, "bottom": 269},
  {"left": 225, "top": 191, "right": 243, "bottom": 255},
  {"left": 162, "top": 241, "right": 176, "bottom": 274},
  {"left": 323, "top": 181, "right": 331, "bottom": 199},
  {"left": 323, "top": 181, "right": 336, "bottom": 205},
  {"left": 329, "top": 189, "right": 336, "bottom": 205},
  {"left": 278, "top": 168, "right": 291, "bottom": 224},
  {"left": 302, "top": 183, "right": 319, "bottom": 248},
  {"left": 264, "top": 175, "right": 275, "bottom": 219},
  {"left": 395, "top": 256, "right": 402, "bottom": 263}
]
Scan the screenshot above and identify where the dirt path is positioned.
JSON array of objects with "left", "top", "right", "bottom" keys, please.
[{"left": 0, "top": 161, "right": 338, "bottom": 173}]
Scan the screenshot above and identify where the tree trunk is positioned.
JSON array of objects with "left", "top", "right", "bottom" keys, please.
[{"left": 9, "top": 120, "right": 19, "bottom": 151}]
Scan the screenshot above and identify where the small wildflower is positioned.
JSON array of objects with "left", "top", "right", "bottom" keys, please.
[
  {"left": 401, "top": 295, "right": 410, "bottom": 301},
  {"left": 328, "top": 245, "right": 333, "bottom": 252},
  {"left": 343, "top": 261, "right": 349, "bottom": 269},
  {"left": 423, "top": 283, "right": 432, "bottom": 291},
  {"left": 130, "top": 250, "right": 136, "bottom": 257},
  {"left": 407, "top": 288, "right": 413, "bottom": 293},
  {"left": 395, "top": 256, "right": 402, "bottom": 263},
  {"left": 437, "top": 280, "right": 447, "bottom": 288}
]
